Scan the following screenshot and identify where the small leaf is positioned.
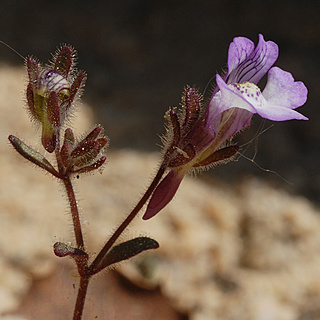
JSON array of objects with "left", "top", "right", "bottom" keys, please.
[
  {"left": 53, "top": 242, "right": 89, "bottom": 275},
  {"left": 97, "top": 237, "right": 159, "bottom": 271},
  {"left": 8, "top": 135, "right": 60, "bottom": 178},
  {"left": 53, "top": 242, "right": 87, "bottom": 258}
]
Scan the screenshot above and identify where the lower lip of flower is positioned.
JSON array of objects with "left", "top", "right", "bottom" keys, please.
[{"left": 231, "top": 81, "right": 264, "bottom": 106}]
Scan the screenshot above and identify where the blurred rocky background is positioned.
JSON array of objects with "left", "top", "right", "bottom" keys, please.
[
  {"left": 1, "top": 1, "right": 320, "bottom": 320},
  {"left": 1, "top": 66, "right": 320, "bottom": 320},
  {"left": 0, "top": 0, "right": 319, "bottom": 201}
]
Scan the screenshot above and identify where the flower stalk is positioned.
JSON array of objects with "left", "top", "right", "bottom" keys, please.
[
  {"left": 62, "top": 175, "right": 84, "bottom": 250},
  {"left": 89, "top": 164, "right": 165, "bottom": 274}
]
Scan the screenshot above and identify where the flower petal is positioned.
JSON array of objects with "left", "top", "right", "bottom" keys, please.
[
  {"left": 215, "top": 74, "right": 308, "bottom": 122},
  {"left": 208, "top": 107, "right": 253, "bottom": 143},
  {"left": 263, "top": 67, "right": 308, "bottom": 110},
  {"left": 227, "top": 36, "right": 255, "bottom": 76},
  {"left": 206, "top": 74, "right": 256, "bottom": 139},
  {"left": 214, "top": 74, "right": 257, "bottom": 114},
  {"left": 227, "top": 34, "right": 278, "bottom": 84},
  {"left": 250, "top": 103, "right": 308, "bottom": 121},
  {"left": 143, "top": 169, "right": 184, "bottom": 220}
]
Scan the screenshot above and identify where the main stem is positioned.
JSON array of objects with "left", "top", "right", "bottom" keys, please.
[
  {"left": 63, "top": 177, "right": 89, "bottom": 319},
  {"left": 71, "top": 164, "right": 165, "bottom": 318},
  {"left": 73, "top": 275, "right": 89, "bottom": 320},
  {"left": 63, "top": 176, "right": 85, "bottom": 249},
  {"left": 89, "top": 164, "right": 166, "bottom": 274},
  {"left": 55, "top": 148, "right": 85, "bottom": 250},
  {"left": 55, "top": 148, "right": 88, "bottom": 318}
]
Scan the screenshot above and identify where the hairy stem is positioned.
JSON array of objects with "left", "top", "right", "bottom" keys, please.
[
  {"left": 89, "top": 164, "right": 166, "bottom": 274},
  {"left": 55, "top": 148, "right": 88, "bottom": 318},
  {"left": 63, "top": 176, "right": 85, "bottom": 250},
  {"left": 73, "top": 275, "right": 90, "bottom": 320},
  {"left": 55, "top": 147, "right": 85, "bottom": 250},
  {"left": 72, "top": 164, "right": 165, "bottom": 318}
]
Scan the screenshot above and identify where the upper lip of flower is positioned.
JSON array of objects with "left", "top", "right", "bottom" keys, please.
[{"left": 225, "top": 34, "right": 279, "bottom": 85}]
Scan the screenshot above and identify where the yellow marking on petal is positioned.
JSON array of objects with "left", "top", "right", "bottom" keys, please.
[{"left": 232, "top": 82, "right": 264, "bottom": 106}]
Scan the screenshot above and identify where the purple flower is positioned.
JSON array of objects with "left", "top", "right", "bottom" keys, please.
[{"left": 143, "top": 34, "right": 308, "bottom": 220}]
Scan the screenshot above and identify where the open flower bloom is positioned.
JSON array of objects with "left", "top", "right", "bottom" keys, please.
[{"left": 143, "top": 34, "right": 308, "bottom": 220}]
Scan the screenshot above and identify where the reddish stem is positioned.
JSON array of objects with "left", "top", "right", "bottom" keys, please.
[
  {"left": 72, "top": 164, "right": 165, "bottom": 318},
  {"left": 89, "top": 164, "right": 166, "bottom": 274},
  {"left": 55, "top": 147, "right": 85, "bottom": 250},
  {"left": 56, "top": 148, "right": 87, "bottom": 318},
  {"left": 62, "top": 175, "right": 85, "bottom": 250},
  {"left": 73, "top": 275, "right": 90, "bottom": 320},
  {"left": 56, "top": 141, "right": 166, "bottom": 318}
]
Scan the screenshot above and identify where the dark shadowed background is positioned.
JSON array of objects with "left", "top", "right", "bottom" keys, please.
[{"left": 0, "top": 0, "right": 319, "bottom": 202}]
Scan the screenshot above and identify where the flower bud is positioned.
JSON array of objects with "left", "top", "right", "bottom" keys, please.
[
  {"left": 25, "top": 45, "right": 86, "bottom": 153},
  {"left": 59, "top": 127, "right": 108, "bottom": 176}
]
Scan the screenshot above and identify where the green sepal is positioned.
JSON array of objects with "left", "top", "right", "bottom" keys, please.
[
  {"left": 193, "top": 145, "right": 240, "bottom": 168},
  {"left": 63, "top": 128, "right": 75, "bottom": 146},
  {"left": 53, "top": 46, "right": 73, "bottom": 77},
  {"left": 26, "top": 57, "right": 39, "bottom": 83},
  {"left": 71, "top": 156, "right": 106, "bottom": 175}
]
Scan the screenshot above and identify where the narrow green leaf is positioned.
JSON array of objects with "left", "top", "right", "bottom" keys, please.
[
  {"left": 8, "top": 135, "right": 60, "bottom": 178},
  {"left": 97, "top": 237, "right": 159, "bottom": 271}
]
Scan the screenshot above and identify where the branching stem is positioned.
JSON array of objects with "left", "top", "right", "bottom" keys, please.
[
  {"left": 89, "top": 164, "right": 166, "bottom": 274},
  {"left": 68, "top": 163, "right": 165, "bottom": 318}
]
